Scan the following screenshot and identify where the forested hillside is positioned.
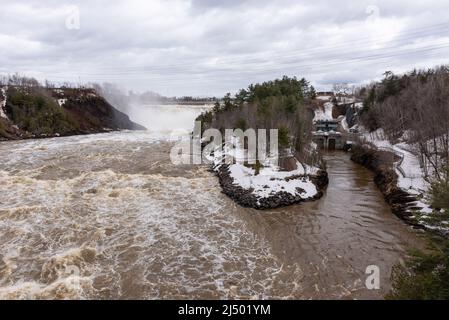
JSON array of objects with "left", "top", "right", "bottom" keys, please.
[
  {"left": 358, "top": 67, "right": 449, "bottom": 197},
  {"left": 197, "top": 76, "right": 320, "bottom": 167},
  {"left": 0, "top": 76, "right": 145, "bottom": 140},
  {"left": 356, "top": 67, "right": 449, "bottom": 299}
]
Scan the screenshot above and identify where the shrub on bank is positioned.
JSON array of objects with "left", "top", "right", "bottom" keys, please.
[
  {"left": 5, "top": 86, "right": 78, "bottom": 135},
  {"left": 387, "top": 241, "right": 449, "bottom": 300},
  {"left": 429, "top": 166, "right": 449, "bottom": 212}
]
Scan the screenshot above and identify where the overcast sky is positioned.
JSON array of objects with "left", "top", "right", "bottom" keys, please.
[{"left": 1, "top": 0, "right": 449, "bottom": 96}]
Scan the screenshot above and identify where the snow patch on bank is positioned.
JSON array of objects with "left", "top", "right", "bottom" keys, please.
[
  {"left": 362, "top": 129, "right": 429, "bottom": 192},
  {"left": 361, "top": 129, "right": 441, "bottom": 227},
  {"left": 227, "top": 163, "right": 318, "bottom": 200},
  {"left": 313, "top": 102, "right": 334, "bottom": 121},
  {"left": 1, "top": 87, "right": 8, "bottom": 119},
  {"left": 57, "top": 99, "right": 67, "bottom": 107},
  {"left": 354, "top": 102, "right": 364, "bottom": 109},
  {"left": 212, "top": 140, "right": 320, "bottom": 203},
  {"left": 339, "top": 116, "right": 349, "bottom": 132}
]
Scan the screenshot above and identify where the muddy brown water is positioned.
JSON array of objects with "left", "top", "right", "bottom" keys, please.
[{"left": 0, "top": 130, "right": 426, "bottom": 299}]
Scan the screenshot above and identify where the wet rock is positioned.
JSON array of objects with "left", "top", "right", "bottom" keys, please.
[{"left": 214, "top": 164, "right": 328, "bottom": 210}]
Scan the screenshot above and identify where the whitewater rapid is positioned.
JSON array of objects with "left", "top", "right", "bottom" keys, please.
[{"left": 0, "top": 105, "right": 425, "bottom": 299}]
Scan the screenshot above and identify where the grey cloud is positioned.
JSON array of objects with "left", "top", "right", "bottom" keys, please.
[{"left": 1, "top": 0, "right": 449, "bottom": 96}]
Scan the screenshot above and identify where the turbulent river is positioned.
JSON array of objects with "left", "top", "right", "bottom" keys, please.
[{"left": 0, "top": 105, "right": 425, "bottom": 299}]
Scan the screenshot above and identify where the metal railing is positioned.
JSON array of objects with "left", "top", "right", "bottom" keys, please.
[{"left": 376, "top": 146, "right": 423, "bottom": 180}]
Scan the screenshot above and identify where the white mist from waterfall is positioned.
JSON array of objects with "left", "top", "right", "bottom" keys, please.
[{"left": 126, "top": 104, "right": 212, "bottom": 137}]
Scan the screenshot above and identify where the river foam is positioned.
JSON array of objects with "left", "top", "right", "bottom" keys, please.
[
  {"left": 0, "top": 106, "right": 425, "bottom": 299},
  {"left": 0, "top": 133, "right": 292, "bottom": 299}
]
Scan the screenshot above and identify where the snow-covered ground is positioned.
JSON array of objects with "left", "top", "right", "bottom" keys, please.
[
  {"left": 313, "top": 102, "right": 334, "bottom": 122},
  {"left": 361, "top": 129, "right": 445, "bottom": 229},
  {"left": 316, "top": 95, "right": 332, "bottom": 101},
  {"left": 0, "top": 87, "right": 8, "bottom": 119},
  {"left": 339, "top": 115, "right": 349, "bottom": 132},
  {"left": 226, "top": 162, "right": 318, "bottom": 200},
  {"left": 57, "top": 98, "right": 67, "bottom": 107},
  {"left": 362, "top": 129, "right": 429, "bottom": 191},
  {"left": 337, "top": 96, "right": 356, "bottom": 104},
  {"left": 211, "top": 139, "right": 320, "bottom": 203}
]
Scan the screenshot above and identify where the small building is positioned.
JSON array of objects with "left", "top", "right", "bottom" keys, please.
[
  {"left": 316, "top": 91, "right": 334, "bottom": 96},
  {"left": 315, "top": 120, "right": 338, "bottom": 132},
  {"left": 312, "top": 120, "right": 344, "bottom": 150}
]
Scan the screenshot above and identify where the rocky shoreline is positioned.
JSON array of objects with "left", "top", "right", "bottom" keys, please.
[
  {"left": 350, "top": 144, "right": 426, "bottom": 229},
  {"left": 213, "top": 163, "right": 328, "bottom": 210}
]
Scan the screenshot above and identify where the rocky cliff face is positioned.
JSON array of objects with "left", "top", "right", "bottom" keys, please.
[{"left": 0, "top": 86, "right": 145, "bottom": 140}]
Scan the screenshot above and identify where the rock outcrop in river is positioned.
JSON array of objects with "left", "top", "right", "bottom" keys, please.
[{"left": 214, "top": 162, "right": 328, "bottom": 210}]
